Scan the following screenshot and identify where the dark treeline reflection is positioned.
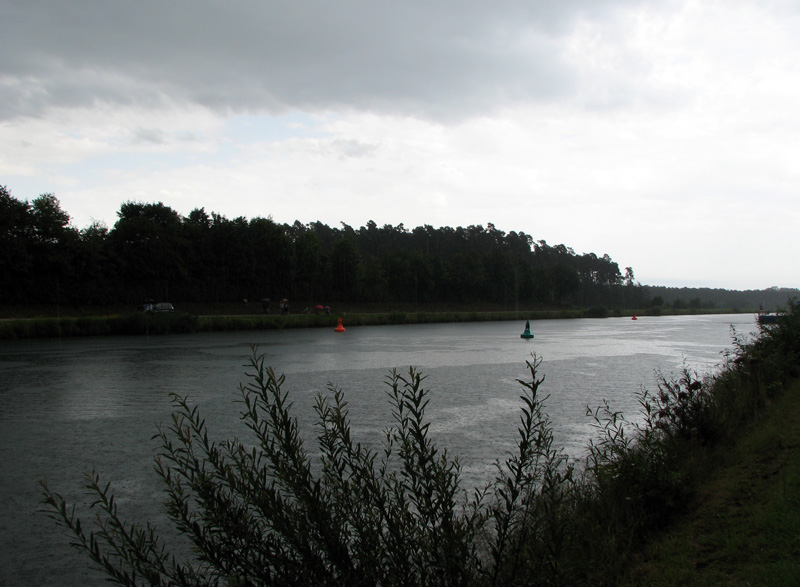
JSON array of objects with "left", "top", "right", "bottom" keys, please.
[{"left": 2, "top": 186, "right": 793, "bottom": 311}]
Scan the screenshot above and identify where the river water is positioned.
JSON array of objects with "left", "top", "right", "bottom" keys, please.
[{"left": 0, "top": 314, "right": 758, "bottom": 586}]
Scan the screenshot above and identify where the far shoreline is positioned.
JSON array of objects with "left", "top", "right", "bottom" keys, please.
[{"left": 0, "top": 304, "right": 759, "bottom": 341}]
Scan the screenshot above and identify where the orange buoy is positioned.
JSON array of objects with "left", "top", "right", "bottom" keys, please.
[
  {"left": 632, "top": 314, "right": 638, "bottom": 320},
  {"left": 334, "top": 317, "right": 346, "bottom": 332}
]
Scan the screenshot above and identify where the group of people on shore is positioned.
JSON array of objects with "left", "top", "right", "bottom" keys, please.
[
  {"left": 261, "top": 298, "right": 291, "bottom": 314},
  {"left": 260, "top": 298, "right": 332, "bottom": 315}
]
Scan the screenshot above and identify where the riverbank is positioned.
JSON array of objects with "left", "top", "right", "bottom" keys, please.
[
  {"left": 620, "top": 377, "right": 800, "bottom": 585},
  {"left": 0, "top": 304, "right": 755, "bottom": 340}
]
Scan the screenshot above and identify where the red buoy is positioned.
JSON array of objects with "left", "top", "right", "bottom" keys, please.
[
  {"left": 632, "top": 314, "right": 638, "bottom": 320},
  {"left": 335, "top": 317, "right": 346, "bottom": 332}
]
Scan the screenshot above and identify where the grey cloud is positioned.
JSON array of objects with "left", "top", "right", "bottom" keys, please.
[
  {"left": 330, "top": 139, "right": 381, "bottom": 159},
  {"left": 131, "top": 127, "right": 167, "bottom": 145},
  {"left": 1, "top": 0, "right": 646, "bottom": 121}
]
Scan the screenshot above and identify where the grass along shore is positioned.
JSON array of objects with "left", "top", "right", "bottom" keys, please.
[
  {"left": 0, "top": 303, "right": 755, "bottom": 340},
  {"left": 620, "top": 377, "right": 800, "bottom": 585}
]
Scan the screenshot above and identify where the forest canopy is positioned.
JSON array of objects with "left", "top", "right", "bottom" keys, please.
[{"left": 1, "top": 186, "right": 793, "bottom": 311}]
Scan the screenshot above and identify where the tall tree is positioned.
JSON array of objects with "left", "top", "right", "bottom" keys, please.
[
  {"left": 109, "top": 201, "right": 187, "bottom": 302},
  {"left": 330, "top": 237, "right": 361, "bottom": 301},
  {"left": 293, "top": 228, "right": 326, "bottom": 302},
  {"left": 0, "top": 186, "right": 34, "bottom": 302}
]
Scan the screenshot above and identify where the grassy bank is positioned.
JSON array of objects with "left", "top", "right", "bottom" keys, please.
[
  {"left": 0, "top": 305, "right": 754, "bottom": 340},
  {"left": 619, "top": 377, "right": 800, "bottom": 585},
  {"left": 0, "top": 309, "right": 562, "bottom": 339}
]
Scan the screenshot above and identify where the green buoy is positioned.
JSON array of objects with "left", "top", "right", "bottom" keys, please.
[{"left": 520, "top": 320, "right": 534, "bottom": 339}]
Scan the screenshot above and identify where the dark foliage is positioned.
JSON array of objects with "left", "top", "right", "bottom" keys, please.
[{"left": 2, "top": 186, "right": 648, "bottom": 309}]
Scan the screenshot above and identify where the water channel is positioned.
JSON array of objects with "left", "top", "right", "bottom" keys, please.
[{"left": 0, "top": 313, "right": 759, "bottom": 585}]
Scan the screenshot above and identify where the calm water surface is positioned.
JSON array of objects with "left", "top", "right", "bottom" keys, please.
[{"left": 0, "top": 314, "right": 758, "bottom": 586}]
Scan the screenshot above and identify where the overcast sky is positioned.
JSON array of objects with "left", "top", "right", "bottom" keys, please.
[{"left": 3, "top": 0, "right": 799, "bottom": 290}]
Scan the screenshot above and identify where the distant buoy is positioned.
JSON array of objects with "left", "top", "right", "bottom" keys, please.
[
  {"left": 520, "top": 320, "right": 534, "bottom": 339},
  {"left": 335, "top": 317, "right": 346, "bottom": 332},
  {"left": 632, "top": 314, "right": 638, "bottom": 320}
]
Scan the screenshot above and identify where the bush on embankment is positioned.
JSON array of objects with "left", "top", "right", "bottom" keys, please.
[
  {"left": 616, "top": 376, "right": 800, "bottom": 585},
  {"left": 571, "top": 299, "right": 800, "bottom": 583},
  {"left": 38, "top": 301, "right": 799, "bottom": 585}
]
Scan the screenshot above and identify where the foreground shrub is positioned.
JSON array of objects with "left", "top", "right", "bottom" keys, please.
[
  {"left": 577, "top": 368, "right": 709, "bottom": 577},
  {"left": 41, "top": 350, "right": 576, "bottom": 586}
]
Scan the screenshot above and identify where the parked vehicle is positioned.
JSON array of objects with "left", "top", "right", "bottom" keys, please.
[{"left": 138, "top": 301, "right": 175, "bottom": 313}]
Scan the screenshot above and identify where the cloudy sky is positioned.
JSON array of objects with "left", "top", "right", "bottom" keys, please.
[{"left": 2, "top": 0, "right": 799, "bottom": 290}]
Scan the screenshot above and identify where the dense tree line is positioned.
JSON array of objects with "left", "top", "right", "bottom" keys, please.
[
  {"left": 645, "top": 285, "right": 799, "bottom": 313},
  {"left": 0, "top": 185, "right": 684, "bottom": 311}
]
